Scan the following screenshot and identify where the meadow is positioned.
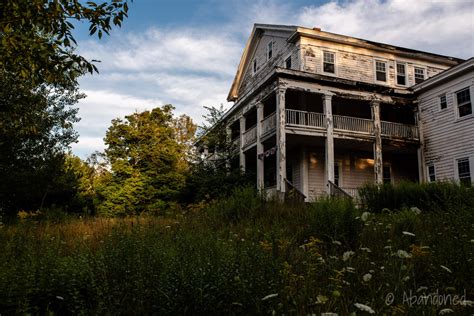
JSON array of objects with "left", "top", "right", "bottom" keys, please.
[{"left": 0, "top": 183, "right": 473, "bottom": 315}]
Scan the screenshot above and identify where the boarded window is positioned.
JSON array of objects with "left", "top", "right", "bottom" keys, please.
[
  {"left": 383, "top": 166, "right": 391, "bottom": 184},
  {"left": 428, "top": 164, "right": 436, "bottom": 182},
  {"left": 323, "top": 51, "right": 335, "bottom": 74},
  {"left": 375, "top": 61, "right": 387, "bottom": 82},
  {"left": 396, "top": 63, "right": 406, "bottom": 85},
  {"left": 285, "top": 56, "right": 292, "bottom": 69},
  {"left": 440, "top": 95, "right": 447, "bottom": 110},
  {"left": 457, "top": 158, "right": 471, "bottom": 186},
  {"left": 456, "top": 87, "right": 472, "bottom": 117},
  {"left": 414, "top": 67, "right": 425, "bottom": 84},
  {"left": 267, "top": 41, "right": 273, "bottom": 60}
]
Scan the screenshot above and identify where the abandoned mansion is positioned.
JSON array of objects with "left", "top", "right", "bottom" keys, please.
[{"left": 200, "top": 24, "right": 474, "bottom": 200}]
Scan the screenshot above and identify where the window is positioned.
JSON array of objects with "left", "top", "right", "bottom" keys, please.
[
  {"left": 267, "top": 41, "right": 273, "bottom": 60},
  {"left": 457, "top": 158, "right": 471, "bottom": 186},
  {"left": 383, "top": 166, "right": 391, "bottom": 184},
  {"left": 375, "top": 61, "right": 387, "bottom": 82},
  {"left": 323, "top": 51, "right": 335, "bottom": 74},
  {"left": 427, "top": 164, "right": 436, "bottom": 182},
  {"left": 334, "top": 162, "right": 340, "bottom": 186},
  {"left": 440, "top": 95, "right": 447, "bottom": 110},
  {"left": 252, "top": 59, "right": 257, "bottom": 74},
  {"left": 285, "top": 56, "right": 292, "bottom": 69},
  {"left": 414, "top": 67, "right": 425, "bottom": 84},
  {"left": 456, "top": 87, "right": 472, "bottom": 117},
  {"left": 396, "top": 63, "right": 406, "bottom": 85}
]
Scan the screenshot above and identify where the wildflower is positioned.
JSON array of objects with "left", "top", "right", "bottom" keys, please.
[
  {"left": 261, "top": 293, "right": 278, "bottom": 301},
  {"left": 332, "top": 240, "right": 342, "bottom": 246},
  {"left": 361, "top": 212, "right": 371, "bottom": 222},
  {"left": 56, "top": 296, "right": 64, "bottom": 300},
  {"left": 316, "top": 295, "right": 329, "bottom": 304},
  {"left": 403, "top": 276, "right": 410, "bottom": 282},
  {"left": 354, "top": 303, "right": 375, "bottom": 314},
  {"left": 362, "top": 273, "right": 372, "bottom": 282},
  {"left": 343, "top": 251, "right": 355, "bottom": 261},
  {"left": 439, "top": 308, "right": 454, "bottom": 314},
  {"left": 410, "top": 206, "right": 421, "bottom": 215},
  {"left": 440, "top": 265, "right": 452, "bottom": 273},
  {"left": 397, "top": 250, "right": 412, "bottom": 259},
  {"left": 361, "top": 247, "right": 372, "bottom": 253},
  {"left": 402, "top": 231, "right": 415, "bottom": 237}
]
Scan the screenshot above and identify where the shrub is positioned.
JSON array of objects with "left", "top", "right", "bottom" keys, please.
[{"left": 207, "top": 186, "right": 262, "bottom": 222}]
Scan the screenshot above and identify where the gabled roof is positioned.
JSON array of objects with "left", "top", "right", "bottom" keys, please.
[
  {"left": 412, "top": 57, "right": 474, "bottom": 93},
  {"left": 226, "top": 24, "right": 297, "bottom": 102},
  {"left": 227, "top": 23, "right": 463, "bottom": 102}
]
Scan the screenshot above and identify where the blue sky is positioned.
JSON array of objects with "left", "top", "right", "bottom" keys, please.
[{"left": 71, "top": 0, "right": 474, "bottom": 158}]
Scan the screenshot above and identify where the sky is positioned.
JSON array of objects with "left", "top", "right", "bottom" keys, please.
[{"left": 71, "top": 0, "right": 474, "bottom": 158}]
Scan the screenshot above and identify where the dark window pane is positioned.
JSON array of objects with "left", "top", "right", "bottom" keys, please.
[
  {"left": 397, "top": 75, "right": 406, "bottom": 85},
  {"left": 458, "top": 158, "right": 471, "bottom": 186},
  {"left": 324, "top": 62, "right": 335, "bottom": 73},
  {"left": 383, "top": 166, "right": 391, "bottom": 183},
  {"left": 440, "top": 95, "right": 447, "bottom": 109},
  {"left": 428, "top": 165, "right": 436, "bottom": 182},
  {"left": 459, "top": 103, "right": 472, "bottom": 117},
  {"left": 376, "top": 71, "right": 386, "bottom": 82},
  {"left": 285, "top": 57, "right": 292, "bottom": 69}
]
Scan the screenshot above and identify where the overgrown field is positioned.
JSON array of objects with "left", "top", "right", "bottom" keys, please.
[{"left": 0, "top": 183, "right": 473, "bottom": 315}]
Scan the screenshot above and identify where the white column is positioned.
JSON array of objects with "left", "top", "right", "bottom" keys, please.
[
  {"left": 301, "top": 147, "right": 309, "bottom": 201},
  {"left": 372, "top": 101, "right": 383, "bottom": 184},
  {"left": 239, "top": 116, "right": 246, "bottom": 171},
  {"left": 256, "top": 103, "right": 264, "bottom": 189},
  {"left": 276, "top": 87, "right": 286, "bottom": 193},
  {"left": 415, "top": 107, "right": 426, "bottom": 182},
  {"left": 323, "top": 93, "right": 334, "bottom": 193}
]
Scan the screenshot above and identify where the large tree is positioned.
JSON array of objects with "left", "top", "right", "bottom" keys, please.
[
  {"left": 96, "top": 105, "right": 196, "bottom": 216},
  {"left": 0, "top": 1, "right": 130, "bottom": 215}
]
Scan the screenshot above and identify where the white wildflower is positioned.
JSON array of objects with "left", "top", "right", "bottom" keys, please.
[
  {"left": 332, "top": 240, "right": 342, "bottom": 246},
  {"left": 440, "top": 265, "right": 452, "bottom": 273},
  {"left": 346, "top": 267, "right": 356, "bottom": 273},
  {"left": 410, "top": 206, "right": 421, "bottom": 215},
  {"left": 402, "top": 231, "right": 416, "bottom": 237},
  {"left": 439, "top": 308, "right": 454, "bottom": 314},
  {"left": 343, "top": 251, "right": 355, "bottom": 261},
  {"left": 56, "top": 296, "right": 64, "bottom": 300},
  {"left": 354, "top": 303, "right": 375, "bottom": 314},
  {"left": 361, "top": 247, "right": 372, "bottom": 253},
  {"left": 397, "top": 250, "right": 412, "bottom": 259},
  {"left": 261, "top": 293, "right": 278, "bottom": 301},
  {"left": 361, "top": 212, "right": 371, "bottom": 222},
  {"left": 362, "top": 273, "right": 372, "bottom": 282},
  {"left": 403, "top": 276, "right": 410, "bottom": 282}
]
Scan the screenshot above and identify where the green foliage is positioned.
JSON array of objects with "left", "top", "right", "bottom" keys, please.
[
  {"left": 358, "top": 181, "right": 474, "bottom": 212},
  {"left": 96, "top": 105, "right": 195, "bottom": 216},
  {"left": 207, "top": 186, "right": 263, "bottom": 222}
]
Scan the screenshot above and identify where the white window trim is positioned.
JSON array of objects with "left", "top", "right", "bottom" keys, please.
[
  {"left": 454, "top": 156, "right": 473, "bottom": 184},
  {"left": 395, "top": 62, "right": 408, "bottom": 87},
  {"left": 266, "top": 41, "right": 273, "bottom": 61},
  {"left": 455, "top": 86, "right": 473, "bottom": 121},
  {"left": 427, "top": 163, "right": 436, "bottom": 182},
  {"left": 413, "top": 65, "right": 427, "bottom": 85},
  {"left": 374, "top": 59, "right": 389, "bottom": 84},
  {"left": 321, "top": 50, "right": 337, "bottom": 76}
]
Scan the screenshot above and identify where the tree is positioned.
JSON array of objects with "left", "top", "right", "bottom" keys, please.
[{"left": 96, "top": 105, "right": 196, "bottom": 216}]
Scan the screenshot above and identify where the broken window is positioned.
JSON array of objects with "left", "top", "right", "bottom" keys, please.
[
  {"left": 323, "top": 51, "right": 335, "bottom": 74},
  {"left": 414, "top": 67, "right": 425, "bottom": 84},
  {"left": 440, "top": 94, "right": 447, "bottom": 110},
  {"left": 427, "top": 164, "right": 436, "bottom": 182},
  {"left": 375, "top": 60, "right": 387, "bottom": 82},
  {"left": 267, "top": 41, "right": 273, "bottom": 60},
  {"left": 456, "top": 87, "right": 472, "bottom": 117},
  {"left": 396, "top": 63, "right": 406, "bottom": 85},
  {"left": 457, "top": 157, "right": 471, "bottom": 186},
  {"left": 285, "top": 56, "right": 292, "bottom": 69}
]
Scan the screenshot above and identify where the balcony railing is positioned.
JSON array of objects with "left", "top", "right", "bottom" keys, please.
[
  {"left": 333, "top": 115, "right": 374, "bottom": 134},
  {"left": 381, "top": 121, "right": 419, "bottom": 140},
  {"left": 261, "top": 112, "right": 276, "bottom": 137},
  {"left": 243, "top": 125, "right": 257, "bottom": 147},
  {"left": 286, "top": 109, "right": 325, "bottom": 128}
]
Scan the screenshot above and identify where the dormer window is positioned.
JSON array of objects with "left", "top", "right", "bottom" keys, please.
[
  {"left": 375, "top": 60, "right": 387, "bottom": 82},
  {"left": 252, "top": 59, "right": 257, "bottom": 74},
  {"left": 396, "top": 62, "right": 406, "bottom": 86},
  {"left": 267, "top": 41, "right": 273, "bottom": 60},
  {"left": 323, "top": 51, "right": 335, "bottom": 74}
]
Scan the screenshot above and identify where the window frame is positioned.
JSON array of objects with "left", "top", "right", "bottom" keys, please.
[
  {"left": 455, "top": 87, "right": 472, "bottom": 119},
  {"left": 439, "top": 94, "right": 447, "bottom": 110},
  {"left": 267, "top": 41, "right": 273, "bottom": 61},
  {"left": 252, "top": 58, "right": 258, "bottom": 75},
  {"left": 427, "top": 163, "right": 436, "bottom": 182},
  {"left": 456, "top": 157, "right": 472, "bottom": 186},
  {"left": 285, "top": 55, "right": 292, "bottom": 69},
  {"left": 374, "top": 60, "right": 388, "bottom": 83},
  {"left": 414, "top": 66, "right": 426, "bottom": 84},
  {"left": 322, "top": 50, "right": 336, "bottom": 75},
  {"left": 396, "top": 62, "right": 407, "bottom": 86}
]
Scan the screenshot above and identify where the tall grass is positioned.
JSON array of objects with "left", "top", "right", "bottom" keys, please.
[{"left": 0, "top": 183, "right": 473, "bottom": 314}]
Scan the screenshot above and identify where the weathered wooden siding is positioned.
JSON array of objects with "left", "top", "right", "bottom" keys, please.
[
  {"left": 300, "top": 38, "right": 448, "bottom": 89},
  {"left": 418, "top": 71, "right": 474, "bottom": 182}
]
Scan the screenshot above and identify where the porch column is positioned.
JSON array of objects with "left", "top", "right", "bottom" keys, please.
[
  {"left": 372, "top": 101, "right": 383, "bottom": 184},
  {"left": 276, "top": 87, "right": 287, "bottom": 193},
  {"left": 256, "top": 103, "right": 264, "bottom": 189},
  {"left": 323, "top": 93, "right": 334, "bottom": 193},
  {"left": 301, "top": 147, "right": 309, "bottom": 201},
  {"left": 226, "top": 126, "right": 232, "bottom": 170},
  {"left": 239, "top": 115, "right": 246, "bottom": 171},
  {"left": 415, "top": 107, "right": 426, "bottom": 182}
]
